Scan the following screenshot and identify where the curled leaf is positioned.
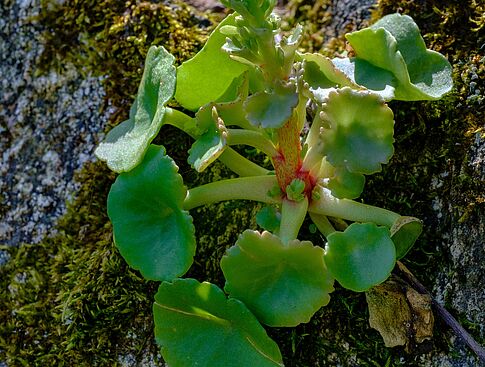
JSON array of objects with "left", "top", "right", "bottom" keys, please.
[
  {"left": 188, "top": 107, "right": 227, "bottom": 172},
  {"left": 175, "top": 14, "right": 249, "bottom": 111},
  {"left": 301, "top": 52, "right": 359, "bottom": 90},
  {"left": 153, "top": 278, "right": 284, "bottom": 367},
  {"left": 337, "top": 13, "right": 452, "bottom": 101},
  {"left": 390, "top": 216, "right": 423, "bottom": 259},
  {"left": 95, "top": 46, "right": 176, "bottom": 172}
]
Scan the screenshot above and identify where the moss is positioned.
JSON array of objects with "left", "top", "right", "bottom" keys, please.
[
  {"left": 37, "top": 0, "right": 214, "bottom": 118},
  {"left": 0, "top": 162, "right": 163, "bottom": 366},
  {"left": 282, "top": 0, "right": 333, "bottom": 53},
  {"left": 1, "top": 1, "right": 215, "bottom": 365}
]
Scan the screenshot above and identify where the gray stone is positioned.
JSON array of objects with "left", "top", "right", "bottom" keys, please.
[
  {"left": 326, "top": 0, "right": 376, "bottom": 41},
  {"left": 0, "top": 0, "right": 114, "bottom": 248}
]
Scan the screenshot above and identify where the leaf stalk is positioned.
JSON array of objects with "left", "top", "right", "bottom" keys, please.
[
  {"left": 227, "top": 129, "right": 279, "bottom": 157},
  {"left": 184, "top": 175, "right": 280, "bottom": 210},
  {"left": 309, "top": 186, "right": 400, "bottom": 227},
  {"left": 279, "top": 198, "right": 308, "bottom": 245}
]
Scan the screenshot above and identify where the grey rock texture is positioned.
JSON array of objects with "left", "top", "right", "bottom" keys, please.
[
  {"left": 428, "top": 130, "right": 485, "bottom": 367},
  {"left": 326, "top": 0, "right": 376, "bottom": 39},
  {"left": 0, "top": 0, "right": 113, "bottom": 247}
]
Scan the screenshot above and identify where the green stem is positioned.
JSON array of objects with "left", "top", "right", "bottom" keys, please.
[
  {"left": 309, "top": 185, "right": 400, "bottom": 227},
  {"left": 227, "top": 129, "right": 278, "bottom": 158},
  {"left": 304, "top": 109, "right": 323, "bottom": 148},
  {"left": 279, "top": 198, "right": 308, "bottom": 245},
  {"left": 309, "top": 213, "right": 336, "bottom": 238},
  {"left": 164, "top": 107, "right": 269, "bottom": 177},
  {"left": 218, "top": 149, "right": 270, "bottom": 177},
  {"left": 301, "top": 144, "right": 323, "bottom": 173},
  {"left": 184, "top": 176, "right": 280, "bottom": 210},
  {"left": 317, "top": 159, "right": 334, "bottom": 179},
  {"left": 163, "top": 107, "right": 196, "bottom": 137},
  {"left": 295, "top": 92, "right": 308, "bottom": 134}
]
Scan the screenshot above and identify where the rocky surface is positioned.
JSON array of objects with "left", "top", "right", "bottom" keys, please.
[
  {"left": 326, "top": 0, "right": 376, "bottom": 39},
  {"left": 428, "top": 129, "right": 485, "bottom": 366},
  {"left": 0, "top": 0, "right": 113, "bottom": 248}
]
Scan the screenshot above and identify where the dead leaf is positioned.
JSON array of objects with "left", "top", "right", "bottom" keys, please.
[{"left": 366, "top": 276, "right": 434, "bottom": 351}]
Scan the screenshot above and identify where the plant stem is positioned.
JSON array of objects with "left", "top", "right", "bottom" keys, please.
[
  {"left": 309, "top": 213, "right": 336, "bottom": 237},
  {"left": 184, "top": 175, "right": 280, "bottom": 210},
  {"left": 218, "top": 149, "right": 270, "bottom": 177},
  {"left": 304, "top": 108, "right": 323, "bottom": 148},
  {"left": 164, "top": 107, "right": 269, "bottom": 177},
  {"left": 227, "top": 129, "right": 278, "bottom": 158},
  {"left": 395, "top": 262, "right": 485, "bottom": 364},
  {"left": 301, "top": 144, "right": 324, "bottom": 173},
  {"left": 308, "top": 186, "right": 400, "bottom": 227},
  {"left": 163, "top": 107, "right": 196, "bottom": 137},
  {"left": 279, "top": 198, "right": 308, "bottom": 245},
  {"left": 274, "top": 113, "right": 302, "bottom": 191}
]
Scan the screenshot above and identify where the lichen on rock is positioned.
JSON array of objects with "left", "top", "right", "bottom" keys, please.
[{"left": 0, "top": 0, "right": 114, "bottom": 247}]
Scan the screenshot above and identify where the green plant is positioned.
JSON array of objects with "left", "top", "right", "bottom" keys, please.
[{"left": 95, "top": 1, "right": 452, "bottom": 365}]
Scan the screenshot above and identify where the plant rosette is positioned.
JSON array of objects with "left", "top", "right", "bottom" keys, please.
[{"left": 95, "top": 1, "right": 452, "bottom": 365}]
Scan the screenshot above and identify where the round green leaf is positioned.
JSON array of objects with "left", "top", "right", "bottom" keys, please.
[
  {"left": 327, "top": 166, "right": 365, "bottom": 199},
  {"left": 175, "top": 14, "right": 249, "bottom": 111},
  {"left": 221, "top": 230, "right": 334, "bottom": 327},
  {"left": 320, "top": 87, "right": 394, "bottom": 174},
  {"left": 153, "top": 278, "right": 284, "bottom": 367},
  {"left": 244, "top": 83, "right": 299, "bottom": 128},
  {"left": 390, "top": 216, "right": 423, "bottom": 259},
  {"left": 95, "top": 46, "right": 176, "bottom": 172},
  {"left": 107, "top": 145, "right": 195, "bottom": 281},
  {"left": 325, "top": 223, "right": 396, "bottom": 292}
]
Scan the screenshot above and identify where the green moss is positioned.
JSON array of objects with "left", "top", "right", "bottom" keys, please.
[
  {"left": 37, "top": 0, "right": 214, "bottom": 117},
  {"left": 283, "top": 0, "right": 333, "bottom": 53},
  {"left": 1, "top": 1, "right": 217, "bottom": 365},
  {"left": 0, "top": 162, "right": 162, "bottom": 366}
]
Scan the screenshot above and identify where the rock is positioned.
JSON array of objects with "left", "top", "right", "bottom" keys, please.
[
  {"left": 0, "top": 0, "right": 113, "bottom": 247},
  {"left": 326, "top": 0, "right": 376, "bottom": 40}
]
